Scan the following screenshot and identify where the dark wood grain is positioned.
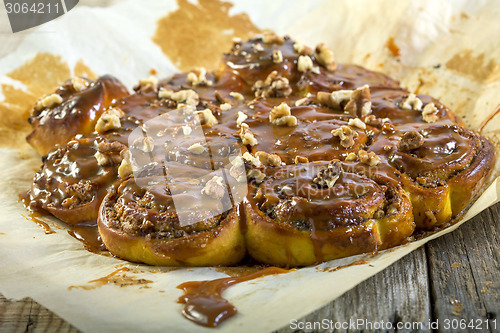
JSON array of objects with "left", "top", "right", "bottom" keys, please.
[{"left": 1, "top": 203, "right": 499, "bottom": 333}]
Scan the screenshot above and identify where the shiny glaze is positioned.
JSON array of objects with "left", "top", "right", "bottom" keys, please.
[{"left": 177, "top": 267, "right": 288, "bottom": 327}]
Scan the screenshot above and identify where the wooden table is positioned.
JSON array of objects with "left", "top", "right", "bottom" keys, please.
[{"left": 1, "top": 202, "right": 498, "bottom": 333}]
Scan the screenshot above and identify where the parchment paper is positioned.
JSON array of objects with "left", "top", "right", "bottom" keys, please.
[{"left": 1, "top": 0, "right": 499, "bottom": 332}]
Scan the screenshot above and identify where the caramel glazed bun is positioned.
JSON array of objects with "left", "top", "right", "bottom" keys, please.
[{"left": 25, "top": 32, "right": 495, "bottom": 267}]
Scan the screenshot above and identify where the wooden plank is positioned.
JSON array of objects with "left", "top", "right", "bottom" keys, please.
[
  {"left": 426, "top": 203, "right": 500, "bottom": 333},
  {"left": 275, "top": 247, "right": 431, "bottom": 333},
  {"left": 0, "top": 294, "right": 79, "bottom": 333}
]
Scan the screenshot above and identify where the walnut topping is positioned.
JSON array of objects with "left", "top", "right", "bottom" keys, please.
[
  {"left": 255, "top": 151, "right": 281, "bottom": 166},
  {"left": 201, "top": 176, "right": 226, "bottom": 200},
  {"left": 364, "top": 115, "right": 390, "bottom": 128},
  {"left": 236, "top": 111, "right": 248, "bottom": 127},
  {"left": 297, "top": 55, "right": 314, "bottom": 72},
  {"left": 313, "top": 160, "right": 343, "bottom": 188},
  {"left": 242, "top": 152, "right": 262, "bottom": 168},
  {"left": 358, "top": 150, "right": 381, "bottom": 166},
  {"left": 272, "top": 50, "right": 283, "bottom": 63},
  {"left": 331, "top": 126, "right": 358, "bottom": 148},
  {"left": 61, "top": 181, "right": 94, "bottom": 208},
  {"left": 238, "top": 123, "right": 258, "bottom": 146},
  {"left": 229, "top": 156, "right": 246, "bottom": 183},
  {"left": 400, "top": 93, "right": 423, "bottom": 111},
  {"left": 182, "top": 125, "right": 192, "bottom": 136},
  {"left": 397, "top": 130, "right": 425, "bottom": 151},
  {"left": 187, "top": 143, "right": 206, "bottom": 155},
  {"left": 315, "top": 43, "right": 337, "bottom": 71},
  {"left": 269, "top": 102, "right": 298, "bottom": 126},
  {"left": 252, "top": 71, "right": 292, "bottom": 98},
  {"left": 252, "top": 43, "right": 264, "bottom": 52},
  {"left": 229, "top": 92, "right": 244, "bottom": 101},
  {"left": 345, "top": 152, "right": 357, "bottom": 161},
  {"left": 294, "top": 155, "right": 309, "bottom": 164},
  {"left": 262, "top": 30, "right": 284, "bottom": 44},
  {"left": 187, "top": 67, "right": 213, "bottom": 86},
  {"left": 317, "top": 90, "right": 352, "bottom": 109},
  {"left": 94, "top": 141, "right": 126, "bottom": 166},
  {"left": 196, "top": 109, "right": 218, "bottom": 126},
  {"left": 295, "top": 97, "right": 310, "bottom": 106},
  {"left": 95, "top": 108, "right": 124, "bottom": 133},
  {"left": 348, "top": 118, "right": 366, "bottom": 130},
  {"left": 247, "top": 169, "right": 266, "bottom": 184},
  {"left": 71, "top": 77, "right": 89, "bottom": 92},
  {"left": 293, "top": 41, "right": 313, "bottom": 55},
  {"left": 422, "top": 102, "right": 439, "bottom": 123},
  {"left": 118, "top": 149, "right": 134, "bottom": 178},
  {"left": 345, "top": 85, "right": 371, "bottom": 117},
  {"left": 158, "top": 88, "right": 199, "bottom": 106},
  {"left": 220, "top": 103, "right": 231, "bottom": 111},
  {"left": 137, "top": 76, "right": 158, "bottom": 91},
  {"left": 133, "top": 136, "right": 155, "bottom": 153},
  {"left": 34, "top": 93, "right": 63, "bottom": 111}
]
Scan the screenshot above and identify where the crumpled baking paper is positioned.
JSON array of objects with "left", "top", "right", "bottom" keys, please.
[{"left": 0, "top": 0, "right": 499, "bottom": 332}]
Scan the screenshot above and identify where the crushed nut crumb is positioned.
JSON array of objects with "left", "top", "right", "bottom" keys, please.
[
  {"left": 295, "top": 97, "right": 310, "bottom": 106},
  {"left": 95, "top": 108, "right": 124, "bottom": 133},
  {"left": 252, "top": 70, "right": 292, "bottom": 98},
  {"left": 294, "top": 155, "right": 309, "bottom": 164},
  {"left": 187, "top": 67, "right": 213, "bottom": 86},
  {"left": 118, "top": 149, "right": 133, "bottom": 178},
  {"left": 331, "top": 125, "right": 358, "bottom": 148},
  {"left": 187, "top": 143, "right": 206, "bottom": 155},
  {"left": 182, "top": 125, "right": 192, "bottom": 136},
  {"left": 255, "top": 151, "right": 281, "bottom": 166},
  {"left": 71, "top": 77, "right": 89, "bottom": 92},
  {"left": 364, "top": 115, "right": 390, "bottom": 128},
  {"left": 422, "top": 102, "right": 439, "bottom": 123},
  {"left": 242, "top": 152, "right": 262, "bottom": 168},
  {"left": 348, "top": 118, "right": 366, "bottom": 130},
  {"left": 247, "top": 169, "right": 266, "bottom": 183},
  {"left": 297, "top": 55, "right": 314, "bottom": 72},
  {"left": 220, "top": 103, "right": 231, "bottom": 111},
  {"left": 239, "top": 123, "right": 258, "bottom": 146},
  {"left": 272, "top": 50, "right": 283, "bottom": 63},
  {"left": 229, "top": 91, "right": 244, "bottom": 101},
  {"left": 358, "top": 150, "right": 381, "bottom": 166},
  {"left": 315, "top": 43, "right": 337, "bottom": 71},
  {"left": 137, "top": 76, "right": 158, "bottom": 91},
  {"left": 158, "top": 88, "right": 199, "bottom": 106},
  {"left": 345, "top": 85, "right": 371, "bottom": 117},
  {"left": 313, "top": 160, "right": 343, "bottom": 188},
  {"left": 345, "top": 152, "right": 357, "bottom": 161},
  {"left": 196, "top": 108, "right": 218, "bottom": 126},
  {"left": 229, "top": 156, "right": 246, "bottom": 183},
  {"left": 293, "top": 41, "right": 313, "bottom": 55},
  {"left": 262, "top": 30, "right": 284, "bottom": 44},
  {"left": 400, "top": 93, "right": 423, "bottom": 111},
  {"left": 317, "top": 90, "right": 352, "bottom": 109},
  {"left": 133, "top": 136, "right": 155, "bottom": 153},
  {"left": 397, "top": 130, "right": 425, "bottom": 151},
  {"left": 236, "top": 111, "right": 248, "bottom": 127},
  {"left": 201, "top": 176, "right": 226, "bottom": 200},
  {"left": 35, "top": 93, "right": 63, "bottom": 111},
  {"left": 269, "top": 102, "right": 298, "bottom": 126}
]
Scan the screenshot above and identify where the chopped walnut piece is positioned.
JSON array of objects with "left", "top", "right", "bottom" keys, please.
[
  {"left": 313, "top": 160, "right": 343, "bottom": 188},
  {"left": 182, "top": 125, "right": 192, "bottom": 136},
  {"left": 255, "top": 151, "right": 281, "bottom": 166},
  {"left": 397, "top": 130, "right": 425, "bottom": 151},
  {"left": 345, "top": 85, "right": 371, "bottom": 117},
  {"left": 196, "top": 109, "right": 218, "bottom": 126},
  {"left": 252, "top": 71, "right": 292, "bottom": 98},
  {"left": 94, "top": 141, "right": 127, "bottom": 166},
  {"left": 118, "top": 149, "right": 134, "bottom": 178},
  {"left": 348, "top": 118, "right": 366, "bottom": 130},
  {"left": 294, "top": 156, "right": 309, "bottom": 164},
  {"left": 137, "top": 76, "right": 158, "bottom": 91},
  {"left": 400, "top": 93, "right": 423, "bottom": 111},
  {"left": 317, "top": 90, "right": 353, "bottom": 109},
  {"left": 71, "top": 77, "right": 89, "bottom": 92},
  {"left": 133, "top": 136, "right": 155, "bottom": 153},
  {"left": 220, "top": 103, "right": 231, "bottom": 111},
  {"left": 272, "top": 50, "right": 283, "bottom": 63},
  {"left": 315, "top": 43, "right": 337, "bottom": 71},
  {"left": 158, "top": 88, "right": 199, "bottom": 106},
  {"left": 35, "top": 93, "right": 63, "bottom": 111},
  {"left": 229, "top": 156, "right": 246, "bottom": 183},
  {"left": 247, "top": 169, "right": 266, "bottom": 184},
  {"left": 422, "top": 102, "right": 439, "bottom": 123},
  {"left": 358, "top": 150, "right": 381, "bottom": 166},
  {"left": 252, "top": 43, "right": 264, "bottom": 52},
  {"left": 293, "top": 41, "right": 313, "bottom": 55},
  {"left": 187, "top": 67, "right": 213, "bottom": 86},
  {"left": 242, "top": 152, "right": 262, "bottom": 168},
  {"left": 331, "top": 125, "right": 358, "bottom": 148},
  {"left": 236, "top": 111, "right": 248, "bottom": 127},
  {"left": 269, "top": 102, "right": 298, "bottom": 126},
  {"left": 238, "top": 123, "right": 258, "bottom": 146},
  {"left": 95, "top": 108, "right": 124, "bottom": 133},
  {"left": 201, "top": 176, "right": 226, "bottom": 200},
  {"left": 187, "top": 143, "right": 206, "bottom": 155},
  {"left": 262, "top": 30, "right": 284, "bottom": 44},
  {"left": 364, "top": 115, "right": 390, "bottom": 128},
  {"left": 297, "top": 55, "right": 314, "bottom": 72},
  {"left": 345, "top": 152, "right": 357, "bottom": 161},
  {"left": 229, "top": 91, "right": 244, "bottom": 101},
  {"left": 295, "top": 97, "right": 310, "bottom": 106}
]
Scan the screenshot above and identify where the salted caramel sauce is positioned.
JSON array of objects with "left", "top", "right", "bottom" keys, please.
[
  {"left": 68, "top": 223, "right": 107, "bottom": 254},
  {"left": 177, "top": 266, "right": 288, "bottom": 328},
  {"left": 68, "top": 267, "right": 153, "bottom": 290},
  {"left": 21, "top": 212, "right": 55, "bottom": 235}
]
